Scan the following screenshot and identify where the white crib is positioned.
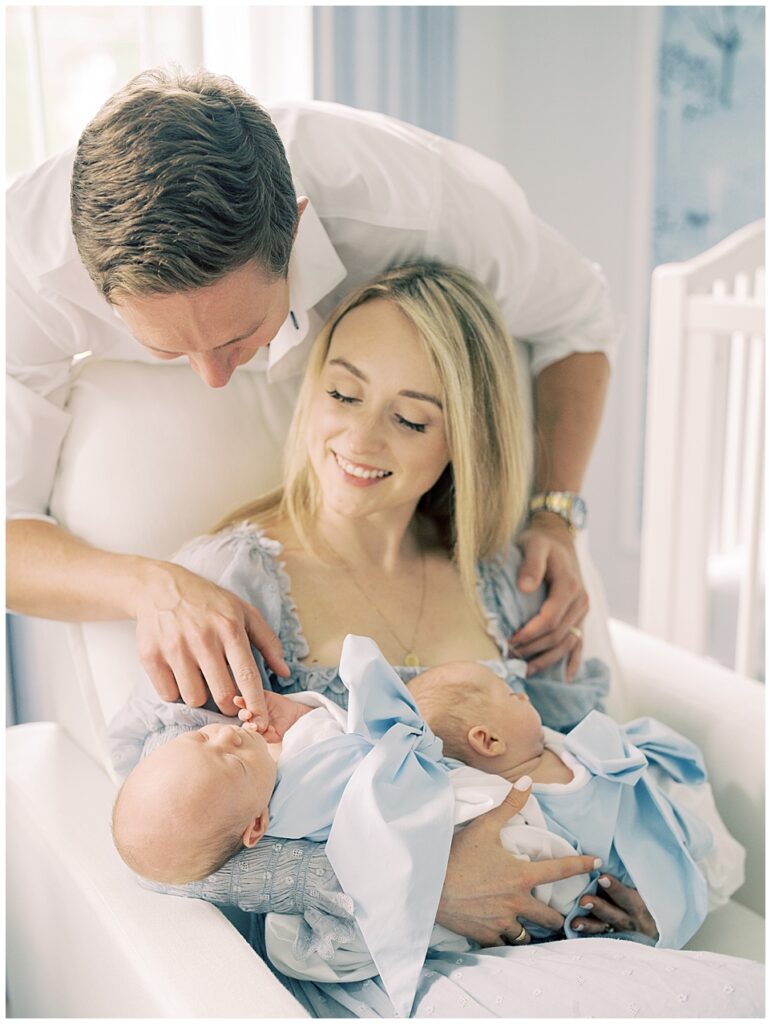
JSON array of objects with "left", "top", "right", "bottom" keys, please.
[{"left": 639, "top": 220, "right": 765, "bottom": 678}]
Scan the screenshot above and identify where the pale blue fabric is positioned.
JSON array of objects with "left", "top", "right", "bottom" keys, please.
[
  {"left": 267, "top": 635, "right": 454, "bottom": 1015},
  {"left": 541, "top": 710, "right": 712, "bottom": 949}
]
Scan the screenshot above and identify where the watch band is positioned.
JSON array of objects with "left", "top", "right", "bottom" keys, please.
[{"left": 528, "top": 491, "right": 587, "bottom": 533}]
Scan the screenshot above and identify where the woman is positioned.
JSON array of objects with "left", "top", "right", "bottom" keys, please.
[{"left": 129, "top": 262, "right": 758, "bottom": 1017}]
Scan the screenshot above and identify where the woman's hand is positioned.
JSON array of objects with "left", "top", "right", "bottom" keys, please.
[
  {"left": 132, "top": 561, "right": 289, "bottom": 719},
  {"left": 510, "top": 512, "right": 589, "bottom": 682},
  {"left": 572, "top": 875, "right": 659, "bottom": 940},
  {"left": 436, "top": 781, "right": 600, "bottom": 946}
]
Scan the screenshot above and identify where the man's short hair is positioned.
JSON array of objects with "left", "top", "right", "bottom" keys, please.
[{"left": 71, "top": 67, "right": 298, "bottom": 300}]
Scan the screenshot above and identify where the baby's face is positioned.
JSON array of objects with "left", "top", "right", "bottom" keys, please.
[
  {"left": 129, "top": 723, "right": 278, "bottom": 845},
  {"left": 162, "top": 722, "right": 278, "bottom": 818}
]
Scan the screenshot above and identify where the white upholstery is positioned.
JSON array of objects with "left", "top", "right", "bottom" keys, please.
[{"left": 7, "top": 357, "right": 764, "bottom": 1017}]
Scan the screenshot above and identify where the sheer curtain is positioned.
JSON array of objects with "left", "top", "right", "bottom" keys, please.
[
  {"left": 6, "top": 5, "right": 314, "bottom": 184},
  {"left": 313, "top": 5, "right": 456, "bottom": 137}
]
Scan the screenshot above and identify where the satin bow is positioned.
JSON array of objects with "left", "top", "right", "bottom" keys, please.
[
  {"left": 267, "top": 635, "right": 454, "bottom": 1017},
  {"left": 549, "top": 710, "right": 711, "bottom": 948}
]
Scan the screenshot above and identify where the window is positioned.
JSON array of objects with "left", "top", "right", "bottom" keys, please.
[{"left": 6, "top": 5, "right": 313, "bottom": 183}]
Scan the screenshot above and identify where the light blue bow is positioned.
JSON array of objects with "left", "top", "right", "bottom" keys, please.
[
  {"left": 267, "top": 636, "right": 454, "bottom": 1017},
  {"left": 546, "top": 711, "right": 711, "bottom": 948}
]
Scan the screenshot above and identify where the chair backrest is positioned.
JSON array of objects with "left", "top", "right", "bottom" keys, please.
[
  {"left": 21, "top": 359, "right": 300, "bottom": 772},
  {"left": 639, "top": 220, "right": 765, "bottom": 677}
]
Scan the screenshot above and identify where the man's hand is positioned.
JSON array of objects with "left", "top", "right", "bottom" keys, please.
[
  {"left": 572, "top": 875, "right": 659, "bottom": 939},
  {"left": 436, "top": 780, "right": 600, "bottom": 945},
  {"left": 133, "top": 561, "right": 289, "bottom": 719},
  {"left": 510, "top": 512, "right": 589, "bottom": 681},
  {"left": 236, "top": 691, "right": 310, "bottom": 743}
]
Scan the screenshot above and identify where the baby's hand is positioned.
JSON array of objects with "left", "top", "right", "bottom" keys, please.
[
  {"left": 235, "top": 691, "right": 311, "bottom": 742},
  {"left": 234, "top": 695, "right": 282, "bottom": 742}
]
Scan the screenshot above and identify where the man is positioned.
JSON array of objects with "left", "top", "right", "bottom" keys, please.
[{"left": 7, "top": 68, "right": 613, "bottom": 728}]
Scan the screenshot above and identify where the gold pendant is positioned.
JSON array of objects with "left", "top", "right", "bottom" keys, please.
[{"left": 404, "top": 651, "right": 420, "bottom": 667}]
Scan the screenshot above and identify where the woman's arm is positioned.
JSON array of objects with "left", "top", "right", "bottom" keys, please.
[{"left": 141, "top": 775, "right": 598, "bottom": 946}]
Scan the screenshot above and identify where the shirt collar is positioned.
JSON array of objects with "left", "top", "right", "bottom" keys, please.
[{"left": 266, "top": 191, "right": 347, "bottom": 379}]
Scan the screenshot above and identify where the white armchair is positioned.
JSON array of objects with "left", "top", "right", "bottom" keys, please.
[{"left": 6, "top": 358, "right": 764, "bottom": 1017}]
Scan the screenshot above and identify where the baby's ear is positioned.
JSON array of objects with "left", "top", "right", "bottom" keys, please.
[
  {"left": 241, "top": 807, "right": 270, "bottom": 848},
  {"left": 467, "top": 726, "right": 506, "bottom": 758}
]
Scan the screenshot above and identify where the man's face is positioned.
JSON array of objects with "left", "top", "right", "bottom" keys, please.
[{"left": 112, "top": 262, "right": 291, "bottom": 388}]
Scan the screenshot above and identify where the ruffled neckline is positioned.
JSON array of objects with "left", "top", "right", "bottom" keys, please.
[{"left": 224, "top": 522, "right": 527, "bottom": 698}]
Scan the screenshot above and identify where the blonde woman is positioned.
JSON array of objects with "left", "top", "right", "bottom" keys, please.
[{"left": 114, "top": 262, "right": 691, "bottom": 1017}]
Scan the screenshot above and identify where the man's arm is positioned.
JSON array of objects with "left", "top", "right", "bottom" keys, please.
[
  {"left": 7, "top": 519, "right": 287, "bottom": 718},
  {"left": 511, "top": 352, "right": 610, "bottom": 679}
]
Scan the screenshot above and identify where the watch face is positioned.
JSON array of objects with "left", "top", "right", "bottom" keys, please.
[{"left": 571, "top": 496, "right": 587, "bottom": 529}]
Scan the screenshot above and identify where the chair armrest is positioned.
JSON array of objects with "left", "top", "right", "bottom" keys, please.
[
  {"left": 6, "top": 722, "right": 308, "bottom": 1019},
  {"left": 609, "top": 619, "right": 764, "bottom": 914}
]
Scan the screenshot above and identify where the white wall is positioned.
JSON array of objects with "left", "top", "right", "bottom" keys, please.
[{"left": 454, "top": 6, "right": 661, "bottom": 623}]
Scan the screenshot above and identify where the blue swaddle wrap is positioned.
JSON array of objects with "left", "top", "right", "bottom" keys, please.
[
  {"left": 265, "top": 635, "right": 455, "bottom": 1017},
  {"left": 539, "top": 710, "right": 712, "bottom": 948}
]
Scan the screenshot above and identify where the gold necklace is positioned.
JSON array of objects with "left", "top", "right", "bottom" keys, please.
[{"left": 325, "top": 539, "right": 427, "bottom": 667}]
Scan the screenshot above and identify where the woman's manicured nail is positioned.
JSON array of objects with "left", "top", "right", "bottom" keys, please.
[
  {"left": 598, "top": 875, "right": 611, "bottom": 888},
  {"left": 593, "top": 858, "right": 603, "bottom": 870},
  {"left": 582, "top": 901, "right": 594, "bottom": 911},
  {"left": 575, "top": 923, "right": 584, "bottom": 932},
  {"left": 514, "top": 775, "right": 532, "bottom": 791}
]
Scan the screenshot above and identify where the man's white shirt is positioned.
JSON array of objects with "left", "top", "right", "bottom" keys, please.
[{"left": 7, "top": 99, "right": 617, "bottom": 521}]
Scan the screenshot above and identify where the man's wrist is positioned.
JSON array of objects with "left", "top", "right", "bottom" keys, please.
[
  {"left": 528, "top": 491, "right": 587, "bottom": 535},
  {"left": 123, "top": 555, "right": 175, "bottom": 619},
  {"left": 526, "top": 509, "right": 577, "bottom": 540}
]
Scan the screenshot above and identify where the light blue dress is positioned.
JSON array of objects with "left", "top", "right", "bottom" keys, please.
[{"left": 107, "top": 526, "right": 764, "bottom": 1019}]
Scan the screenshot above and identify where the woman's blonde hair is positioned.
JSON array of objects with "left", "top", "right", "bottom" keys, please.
[{"left": 220, "top": 261, "right": 532, "bottom": 617}]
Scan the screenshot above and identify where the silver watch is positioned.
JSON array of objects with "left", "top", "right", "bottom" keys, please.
[{"left": 528, "top": 491, "right": 587, "bottom": 533}]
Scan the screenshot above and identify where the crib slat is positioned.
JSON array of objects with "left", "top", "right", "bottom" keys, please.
[
  {"left": 672, "top": 330, "right": 716, "bottom": 651},
  {"left": 721, "top": 333, "right": 749, "bottom": 554},
  {"left": 734, "top": 336, "right": 764, "bottom": 677}
]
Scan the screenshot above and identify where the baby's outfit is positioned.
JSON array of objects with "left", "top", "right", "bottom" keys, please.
[{"left": 261, "top": 638, "right": 744, "bottom": 1002}]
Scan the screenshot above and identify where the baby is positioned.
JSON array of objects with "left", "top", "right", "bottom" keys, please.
[
  {"left": 112, "top": 691, "right": 315, "bottom": 884},
  {"left": 407, "top": 660, "right": 745, "bottom": 944},
  {"left": 410, "top": 661, "right": 574, "bottom": 785}
]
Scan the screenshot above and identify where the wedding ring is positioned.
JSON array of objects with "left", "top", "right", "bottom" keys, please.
[
  {"left": 568, "top": 625, "right": 583, "bottom": 641},
  {"left": 511, "top": 924, "right": 529, "bottom": 944}
]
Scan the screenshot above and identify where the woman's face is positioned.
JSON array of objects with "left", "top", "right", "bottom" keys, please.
[{"left": 307, "top": 298, "right": 450, "bottom": 523}]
